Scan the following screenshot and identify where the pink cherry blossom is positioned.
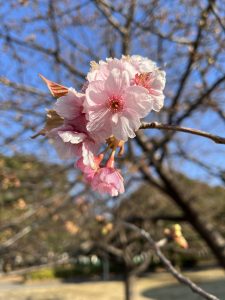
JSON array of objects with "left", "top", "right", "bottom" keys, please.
[
  {"left": 48, "top": 125, "right": 82, "bottom": 159},
  {"left": 91, "top": 167, "right": 124, "bottom": 197},
  {"left": 84, "top": 68, "right": 152, "bottom": 142},
  {"left": 49, "top": 122, "right": 98, "bottom": 163},
  {"left": 122, "top": 55, "right": 157, "bottom": 73},
  {"left": 76, "top": 157, "right": 98, "bottom": 183},
  {"left": 77, "top": 151, "right": 124, "bottom": 197},
  {"left": 87, "top": 58, "right": 136, "bottom": 83},
  {"left": 54, "top": 88, "right": 84, "bottom": 120},
  {"left": 48, "top": 90, "right": 99, "bottom": 163},
  {"left": 47, "top": 115, "right": 97, "bottom": 161},
  {"left": 133, "top": 70, "right": 166, "bottom": 111},
  {"left": 38, "top": 55, "right": 166, "bottom": 197},
  {"left": 120, "top": 55, "right": 166, "bottom": 111}
]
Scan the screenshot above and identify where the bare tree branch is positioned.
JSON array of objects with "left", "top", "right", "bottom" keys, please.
[
  {"left": 0, "top": 33, "right": 85, "bottom": 79},
  {"left": 123, "top": 222, "right": 220, "bottom": 300},
  {"left": 177, "top": 74, "right": 225, "bottom": 123},
  {"left": 209, "top": 2, "right": 225, "bottom": 33},
  {"left": 168, "top": 1, "right": 212, "bottom": 122},
  {"left": 93, "top": 0, "right": 127, "bottom": 35},
  {"left": 0, "top": 76, "right": 47, "bottom": 96},
  {"left": 139, "top": 122, "right": 225, "bottom": 144}
]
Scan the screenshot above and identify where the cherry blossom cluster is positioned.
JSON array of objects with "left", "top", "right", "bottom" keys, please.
[{"left": 36, "top": 55, "right": 166, "bottom": 197}]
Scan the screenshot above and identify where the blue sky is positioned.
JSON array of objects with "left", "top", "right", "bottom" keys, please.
[{"left": 0, "top": 0, "right": 225, "bottom": 186}]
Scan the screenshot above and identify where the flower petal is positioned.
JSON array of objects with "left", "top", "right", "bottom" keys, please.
[
  {"left": 48, "top": 129, "right": 81, "bottom": 159},
  {"left": 54, "top": 88, "right": 84, "bottom": 120},
  {"left": 85, "top": 81, "right": 108, "bottom": 107},
  {"left": 112, "top": 111, "right": 140, "bottom": 141},
  {"left": 104, "top": 69, "right": 130, "bottom": 96},
  {"left": 86, "top": 107, "right": 112, "bottom": 138},
  {"left": 58, "top": 131, "right": 86, "bottom": 144},
  {"left": 125, "top": 86, "right": 153, "bottom": 118}
]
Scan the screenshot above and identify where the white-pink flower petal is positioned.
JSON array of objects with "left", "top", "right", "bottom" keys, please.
[
  {"left": 91, "top": 167, "right": 124, "bottom": 197},
  {"left": 54, "top": 88, "right": 85, "bottom": 120},
  {"left": 58, "top": 131, "right": 86, "bottom": 144},
  {"left": 125, "top": 86, "right": 153, "bottom": 117}
]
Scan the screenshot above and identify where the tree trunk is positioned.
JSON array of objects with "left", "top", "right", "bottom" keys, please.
[
  {"left": 136, "top": 133, "right": 225, "bottom": 269},
  {"left": 155, "top": 165, "right": 225, "bottom": 269},
  {"left": 102, "top": 254, "right": 110, "bottom": 281},
  {"left": 124, "top": 267, "right": 135, "bottom": 300}
]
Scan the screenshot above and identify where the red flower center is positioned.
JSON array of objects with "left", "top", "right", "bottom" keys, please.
[
  {"left": 107, "top": 95, "right": 124, "bottom": 113},
  {"left": 133, "top": 72, "right": 152, "bottom": 91}
]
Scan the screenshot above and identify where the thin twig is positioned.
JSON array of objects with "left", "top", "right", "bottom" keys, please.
[
  {"left": 123, "top": 222, "right": 220, "bottom": 300},
  {"left": 139, "top": 122, "right": 225, "bottom": 144},
  {"left": 0, "top": 33, "right": 85, "bottom": 79},
  {"left": 93, "top": 0, "right": 127, "bottom": 35},
  {"left": 0, "top": 76, "right": 47, "bottom": 96},
  {"left": 209, "top": 2, "right": 225, "bottom": 33},
  {"left": 0, "top": 258, "right": 72, "bottom": 277},
  {"left": 168, "top": 2, "right": 211, "bottom": 123}
]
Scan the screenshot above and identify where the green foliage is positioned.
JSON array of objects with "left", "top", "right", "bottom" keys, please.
[
  {"left": 26, "top": 268, "right": 55, "bottom": 280},
  {"left": 1, "top": 154, "right": 225, "bottom": 272},
  {"left": 54, "top": 263, "right": 102, "bottom": 279},
  {"left": 0, "top": 154, "right": 69, "bottom": 206},
  {"left": 118, "top": 174, "right": 225, "bottom": 267},
  {"left": 25, "top": 263, "right": 103, "bottom": 280},
  {"left": 0, "top": 154, "right": 72, "bottom": 263}
]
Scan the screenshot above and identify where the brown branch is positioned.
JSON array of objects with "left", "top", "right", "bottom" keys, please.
[
  {"left": 136, "top": 25, "right": 193, "bottom": 45},
  {"left": 48, "top": 0, "right": 61, "bottom": 66},
  {"left": 93, "top": 0, "right": 127, "bottom": 35},
  {"left": 177, "top": 74, "right": 225, "bottom": 124},
  {"left": 123, "top": 222, "right": 220, "bottom": 300},
  {"left": 0, "top": 76, "right": 47, "bottom": 96},
  {"left": 122, "top": 0, "right": 136, "bottom": 54},
  {"left": 168, "top": 1, "right": 212, "bottom": 122},
  {"left": 0, "top": 226, "right": 32, "bottom": 249},
  {"left": 209, "top": 2, "right": 225, "bottom": 33},
  {"left": 0, "top": 258, "right": 72, "bottom": 277},
  {"left": 151, "top": 74, "right": 225, "bottom": 151},
  {"left": 139, "top": 122, "right": 225, "bottom": 144},
  {"left": 0, "top": 33, "right": 85, "bottom": 79},
  {"left": 98, "top": 242, "right": 124, "bottom": 257},
  {"left": 0, "top": 188, "right": 85, "bottom": 254},
  {"left": 125, "top": 214, "right": 185, "bottom": 224}
]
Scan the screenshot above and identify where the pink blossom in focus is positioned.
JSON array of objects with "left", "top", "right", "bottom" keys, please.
[
  {"left": 54, "top": 88, "right": 84, "bottom": 120},
  {"left": 91, "top": 167, "right": 124, "bottom": 197},
  {"left": 76, "top": 157, "right": 98, "bottom": 183},
  {"left": 48, "top": 125, "right": 83, "bottom": 159},
  {"left": 38, "top": 55, "right": 166, "bottom": 197},
  {"left": 133, "top": 70, "right": 166, "bottom": 111},
  {"left": 48, "top": 89, "right": 99, "bottom": 163},
  {"left": 84, "top": 68, "right": 152, "bottom": 142},
  {"left": 87, "top": 58, "right": 136, "bottom": 83},
  {"left": 77, "top": 152, "right": 124, "bottom": 197},
  {"left": 121, "top": 55, "right": 166, "bottom": 111},
  {"left": 122, "top": 55, "right": 157, "bottom": 74}
]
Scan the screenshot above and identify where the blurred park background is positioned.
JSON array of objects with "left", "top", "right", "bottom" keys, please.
[{"left": 0, "top": 0, "right": 225, "bottom": 299}]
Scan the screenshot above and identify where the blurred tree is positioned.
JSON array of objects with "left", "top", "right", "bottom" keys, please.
[
  {"left": 0, "top": 154, "right": 73, "bottom": 269},
  {"left": 0, "top": 1, "right": 225, "bottom": 299}
]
